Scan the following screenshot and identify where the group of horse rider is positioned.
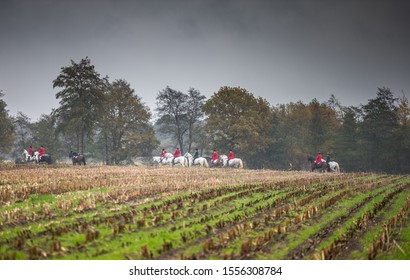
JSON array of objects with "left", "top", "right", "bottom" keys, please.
[
  {"left": 210, "top": 149, "right": 234, "bottom": 166},
  {"left": 27, "top": 145, "right": 46, "bottom": 160},
  {"left": 160, "top": 147, "right": 235, "bottom": 166},
  {"left": 314, "top": 151, "right": 332, "bottom": 172}
]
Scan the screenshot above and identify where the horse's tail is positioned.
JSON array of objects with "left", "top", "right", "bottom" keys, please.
[
  {"left": 238, "top": 159, "right": 243, "bottom": 169},
  {"left": 184, "top": 157, "right": 188, "bottom": 167},
  {"left": 83, "top": 156, "right": 86, "bottom": 165},
  {"left": 335, "top": 163, "right": 340, "bottom": 172},
  {"left": 204, "top": 159, "right": 209, "bottom": 168},
  {"left": 47, "top": 156, "right": 52, "bottom": 165}
]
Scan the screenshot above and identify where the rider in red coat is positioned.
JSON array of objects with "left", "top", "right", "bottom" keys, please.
[
  {"left": 160, "top": 149, "right": 167, "bottom": 158},
  {"left": 173, "top": 148, "right": 181, "bottom": 158},
  {"left": 36, "top": 145, "right": 45, "bottom": 162},
  {"left": 315, "top": 152, "right": 323, "bottom": 167},
  {"left": 211, "top": 150, "right": 218, "bottom": 161},
  {"left": 28, "top": 146, "right": 34, "bottom": 156},
  {"left": 172, "top": 148, "right": 181, "bottom": 166},
  {"left": 38, "top": 146, "right": 45, "bottom": 157},
  {"left": 228, "top": 149, "right": 234, "bottom": 161},
  {"left": 160, "top": 149, "right": 167, "bottom": 162},
  {"left": 211, "top": 150, "right": 219, "bottom": 166}
]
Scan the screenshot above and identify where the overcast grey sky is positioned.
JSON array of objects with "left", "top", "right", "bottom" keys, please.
[{"left": 1, "top": 0, "right": 409, "bottom": 121}]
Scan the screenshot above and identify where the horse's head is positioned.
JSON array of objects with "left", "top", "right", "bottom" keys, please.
[
  {"left": 307, "top": 155, "right": 315, "bottom": 163},
  {"left": 69, "top": 151, "right": 79, "bottom": 158},
  {"left": 184, "top": 152, "right": 192, "bottom": 158}
]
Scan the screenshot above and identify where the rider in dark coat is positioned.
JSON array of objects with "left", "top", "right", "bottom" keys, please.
[
  {"left": 193, "top": 149, "right": 199, "bottom": 161},
  {"left": 326, "top": 154, "right": 331, "bottom": 172}
]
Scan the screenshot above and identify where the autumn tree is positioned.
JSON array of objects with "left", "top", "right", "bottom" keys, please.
[
  {"left": 308, "top": 98, "right": 341, "bottom": 154},
  {"left": 53, "top": 57, "right": 107, "bottom": 154},
  {"left": 271, "top": 102, "right": 312, "bottom": 169},
  {"left": 98, "top": 79, "right": 158, "bottom": 164},
  {"left": 203, "top": 86, "right": 274, "bottom": 166}
]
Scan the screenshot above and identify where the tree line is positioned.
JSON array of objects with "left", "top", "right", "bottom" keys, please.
[{"left": 1, "top": 57, "right": 409, "bottom": 173}]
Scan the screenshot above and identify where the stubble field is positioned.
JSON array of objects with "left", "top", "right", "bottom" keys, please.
[{"left": 0, "top": 165, "right": 409, "bottom": 260}]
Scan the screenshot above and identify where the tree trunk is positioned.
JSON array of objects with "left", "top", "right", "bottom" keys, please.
[
  {"left": 178, "top": 137, "right": 184, "bottom": 154},
  {"left": 104, "top": 132, "right": 109, "bottom": 165},
  {"left": 187, "top": 123, "right": 193, "bottom": 152},
  {"left": 76, "top": 133, "right": 81, "bottom": 154},
  {"left": 77, "top": 130, "right": 85, "bottom": 155}
]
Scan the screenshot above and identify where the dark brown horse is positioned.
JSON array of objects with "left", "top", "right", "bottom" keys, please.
[
  {"left": 36, "top": 153, "right": 52, "bottom": 164},
  {"left": 307, "top": 155, "right": 327, "bottom": 173},
  {"left": 69, "top": 151, "right": 86, "bottom": 165}
]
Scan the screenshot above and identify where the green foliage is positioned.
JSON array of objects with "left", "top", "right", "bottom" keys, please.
[
  {"left": 98, "top": 79, "right": 159, "bottom": 164},
  {"left": 360, "top": 87, "right": 399, "bottom": 172},
  {"left": 395, "top": 94, "right": 410, "bottom": 172},
  {"left": 0, "top": 90, "right": 15, "bottom": 158},
  {"left": 30, "top": 114, "right": 62, "bottom": 161},
  {"left": 53, "top": 57, "right": 107, "bottom": 154},
  {"left": 156, "top": 86, "right": 188, "bottom": 151},
  {"left": 334, "top": 107, "right": 362, "bottom": 171},
  {"left": 186, "top": 88, "right": 207, "bottom": 152},
  {"left": 12, "top": 112, "right": 32, "bottom": 160},
  {"left": 155, "top": 86, "right": 206, "bottom": 153}
]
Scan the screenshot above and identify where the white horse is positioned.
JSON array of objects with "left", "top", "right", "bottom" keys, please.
[
  {"left": 308, "top": 156, "right": 340, "bottom": 173},
  {"left": 22, "top": 149, "right": 36, "bottom": 163},
  {"left": 172, "top": 155, "right": 188, "bottom": 167},
  {"left": 162, "top": 152, "right": 188, "bottom": 167},
  {"left": 327, "top": 160, "right": 340, "bottom": 172},
  {"left": 152, "top": 152, "right": 174, "bottom": 166},
  {"left": 220, "top": 154, "right": 244, "bottom": 169},
  {"left": 184, "top": 152, "right": 209, "bottom": 168}
]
